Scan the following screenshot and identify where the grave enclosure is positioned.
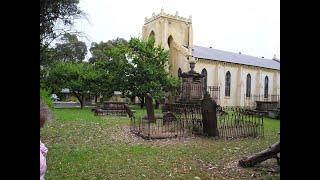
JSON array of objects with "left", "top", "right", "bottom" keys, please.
[
  {"left": 130, "top": 61, "right": 265, "bottom": 139},
  {"left": 244, "top": 94, "right": 280, "bottom": 119},
  {"left": 93, "top": 102, "right": 129, "bottom": 116}
]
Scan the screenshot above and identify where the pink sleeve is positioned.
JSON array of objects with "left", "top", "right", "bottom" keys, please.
[
  {"left": 40, "top": 151, "right": 47, "bottom": 180},
  {"left": 40, "top": 141, "right": 48, "bottom": 180},
  {"left": 40, "top": 141, "right": 48, "bottom": 157}
]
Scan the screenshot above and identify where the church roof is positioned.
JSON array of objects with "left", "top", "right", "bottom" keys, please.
[{"left": 192, "top": 45, "right": 280, "bottom": 70}]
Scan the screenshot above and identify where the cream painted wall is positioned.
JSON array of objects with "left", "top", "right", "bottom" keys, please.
[
  {"left": 175, "top": 52, "right": 189, "bottom": 76},
  {"left": 193, "top": 59, "right": 280, "bottom": 106}
]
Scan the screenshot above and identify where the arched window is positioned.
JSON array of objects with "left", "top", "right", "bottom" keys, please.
[
  {"left": 225, "top": 71, "right": 231, "bottom": 97},
  {"left": 178, "top": 68, "right": 182, "bottom": 78},
  {"left": 167, "top": 35, "right": 173, "bottom": 48},
  {"left": 201, "top": 68, "right": 207, "bottom": 91},
  {"left": 246, "top": 74, "right": 251, "bottom": 97},
  {"left": 264, "top": 76, "right": 269, "bottom": 98},
  {"left": 149, "top": 31, "right": 155, "bottom": 40}
]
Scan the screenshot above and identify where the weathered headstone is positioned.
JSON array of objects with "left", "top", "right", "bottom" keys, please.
[
  {"left": 145, "top": 93, "right": 156, "bottom": 122},
  {"left": 144, "top": 93, "right": 164, "bottom": 122},
  {"left": 201, "top": 92, "right": 218, "bottom": 136}
]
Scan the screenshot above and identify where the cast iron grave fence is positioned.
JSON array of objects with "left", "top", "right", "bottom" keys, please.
[
  {"left": 130, "top": 102, "right": 203, "bottom": 139},
  {"left": 217, "top": 106, "right": 264, "bottom": 138}
]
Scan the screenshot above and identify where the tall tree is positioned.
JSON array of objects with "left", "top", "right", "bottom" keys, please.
[
  {"left": 89, "top": 38, "right": 128, "bottom": 63},
  {"left": 40, "top": 0, "right": 85, "bottom": 68},
  {"left": 40, "top": 0, "right": 83, "bottom": 46},
  {"left": 93, "top": 42, "right": 132, "bottom": 100},
  {"left": 54, "top": 33, "right": 87, "bottom": 62},
  {"left": 125, "top": 37, "right": 181, "bottom": 108}
]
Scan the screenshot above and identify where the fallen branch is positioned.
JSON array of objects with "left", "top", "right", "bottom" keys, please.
[{"left": 239, "top": 141, "right": 280, "bottom": 167}]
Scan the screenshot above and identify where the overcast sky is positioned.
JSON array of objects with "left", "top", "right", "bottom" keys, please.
[{"left": 74, "top": 0, "right": 280, "bottom": 60}]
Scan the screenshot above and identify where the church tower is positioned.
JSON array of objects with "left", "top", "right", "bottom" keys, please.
[{"left": 142, "top": 9, "right": 194, "bottom": 76}]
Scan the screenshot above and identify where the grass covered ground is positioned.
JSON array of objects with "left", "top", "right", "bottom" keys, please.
[{"left": 41, "top": 106, "right": 280, "bottom": 179}]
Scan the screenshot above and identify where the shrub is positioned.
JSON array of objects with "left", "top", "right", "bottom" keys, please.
[{"left": 40, "top": 88, "right": 53, "bottom": 108}]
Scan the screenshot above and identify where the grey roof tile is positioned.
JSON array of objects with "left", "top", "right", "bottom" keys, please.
[{"left": 192, "top": 45, "right": 280, "bottom": 70}]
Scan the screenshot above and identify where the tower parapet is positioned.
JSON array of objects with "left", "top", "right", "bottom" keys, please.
[{"left": 144, "top": 9, "right": 192, "bottom": 25}]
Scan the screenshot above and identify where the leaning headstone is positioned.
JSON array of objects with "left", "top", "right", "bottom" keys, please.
[
  {"left": 201, "top": 92, "right": 218, "bottom": 136},
  {"left": 145, "top": 93, "right": 156, "bottom": 122}
]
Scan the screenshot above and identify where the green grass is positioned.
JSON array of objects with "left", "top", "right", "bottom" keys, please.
[{"left": 41, "top": 106, "right": 280, "bottom": 179}]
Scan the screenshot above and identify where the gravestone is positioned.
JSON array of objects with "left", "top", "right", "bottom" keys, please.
[
  {"left": 145, "top": 93, "right": 156, "bottom": 122},
  {"left": 201, "top": 92, "right": 218, "bottom": 136},
  {"left": 144, "top": 93, "right": 164, "bottom": 122}
]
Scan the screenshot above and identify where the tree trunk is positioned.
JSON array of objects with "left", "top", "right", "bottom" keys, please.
[
  {"left": 73, "top": 91, "right": 84, "bottom": 109},
  {"left": 155, "top": 100, "right": 159, "bottom": 109},
  {"left": 239, "top": 141, "right": 280, "bottom": 167},
  {"left": 80, "top": 101, "right": 84, "bottom": 109},
  {"left": 95, "top": 94, "right": 98, "bottom": 103},
  {"left": 139, "top": 96, "right": 144, "bottom": 109},
  {"left": 80, "top": 95, "right": 84, "bottom": 109}
]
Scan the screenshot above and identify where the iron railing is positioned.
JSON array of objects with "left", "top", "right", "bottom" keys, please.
[
  {"left": 131, "top": 103, "right": 203, "bottom": 139},
  {"left": 217, "top": 107, "right": 264, "bottom": 138},
  {"left": 131, "top": 117, "right": 203, "bottom": 139},
  {"left": 207, "top": 86, "right": 220, "bottom": 105},
  {"left": 130, "top": 104, "right": 264, "bottom": 139}
]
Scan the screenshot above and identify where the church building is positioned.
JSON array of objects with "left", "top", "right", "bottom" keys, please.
[{"left": 141, "top": 9, "right": 280, "bottom": 107}]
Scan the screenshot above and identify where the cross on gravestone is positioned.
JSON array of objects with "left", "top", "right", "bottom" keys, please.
[{"left": 201, "top": 92, "right": 218, "bottom": 136}]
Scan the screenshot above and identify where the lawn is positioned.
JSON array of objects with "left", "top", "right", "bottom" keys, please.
[{"left": 41, "top": 106, "right": 280, "bottom": 179}]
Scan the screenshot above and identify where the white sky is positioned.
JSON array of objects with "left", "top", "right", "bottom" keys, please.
[{"left": 74, "top": 0, "right": 280, "bottom": 60}]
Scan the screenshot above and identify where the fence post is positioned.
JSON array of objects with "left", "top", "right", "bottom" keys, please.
[{"left": 201, "top": 92, "right": 218, "bottom": 137}]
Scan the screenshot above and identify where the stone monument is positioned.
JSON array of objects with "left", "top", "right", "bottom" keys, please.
[{"left": 178, "top": 59, "right": 205, "bottom": 103}]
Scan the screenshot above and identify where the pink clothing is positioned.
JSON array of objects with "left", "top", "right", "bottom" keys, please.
[{"left": 40, "top": 141, "right": 48, "bottom": 180}]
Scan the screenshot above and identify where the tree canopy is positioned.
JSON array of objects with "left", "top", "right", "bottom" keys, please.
[
  {"left": 124, "top": 37, "right": 181, "bottom": 107},
  {"left": 54, "top": 33, "right": 88, "bottom": 62},
  {"left": 40, "top": 0, "right": 83, "bottom": 46},
  {"left": 44, "top": 61, "right": 100, "bottom": 108},
  {"left": 42, "top": 36, "right": 181, "bottom": 108},
  {"left": 40, "top": 0, "right": 85, "bottom": 69},
  {"left": 89, "top": 37, "right": 128, "bottom": 63}
]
